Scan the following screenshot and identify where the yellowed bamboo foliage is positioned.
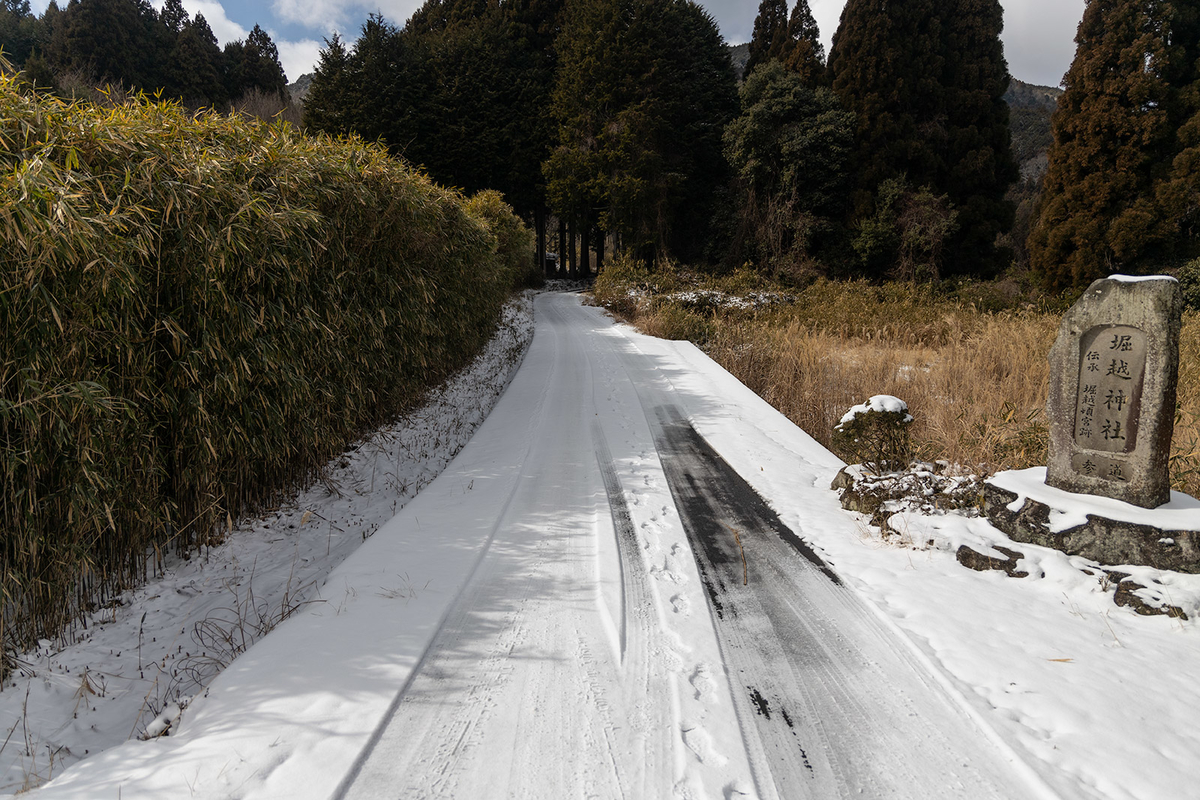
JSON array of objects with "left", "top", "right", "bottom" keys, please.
[{"left": 0, "top": 76, "right": 532, "bottom": 673}]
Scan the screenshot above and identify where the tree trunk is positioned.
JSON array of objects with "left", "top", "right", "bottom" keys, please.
[
  {"left": 567, "top": 217, "right": 576, "bottom": 277},
  {"left": 596, "top": 228, "right": 605, "bottom": 272},
  {"left": 580, "top": 207, "right": 591, "bottom": 278},
  {"left": 557, "top": 216, "right": 566, "bottom": 277},
  {"left": 537, "top": 206, "right": 549, "bottom": 278}
]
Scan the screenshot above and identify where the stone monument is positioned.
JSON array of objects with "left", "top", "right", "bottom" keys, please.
[
  {"left": 983, "top": 275, "right": 1200, "bottom": 573},
  {"left": 1045, "top": 275, "right": 1182, "bottom": 508}
]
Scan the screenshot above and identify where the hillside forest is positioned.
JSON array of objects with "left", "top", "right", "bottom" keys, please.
[
  {"left": 0, "top": 0, "right": 290, "bottom": 111},
  {"left": 2, "top": 0, "right": 1198, "bottom": 291}
]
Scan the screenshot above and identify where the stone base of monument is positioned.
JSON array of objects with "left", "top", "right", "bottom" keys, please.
[{"left": 983, "top": 467, "right": 1200, "bottom": 573}]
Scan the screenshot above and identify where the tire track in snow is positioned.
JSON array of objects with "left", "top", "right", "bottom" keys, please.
[
  {"left": 337, "top": 296, "right": 679, "bottom": 799},
  {"left": 649, "top": 403, "right": 1034, "bottom": 800},
  {"left": 592, "top": 421, "right": 675, "bottom": 797}
]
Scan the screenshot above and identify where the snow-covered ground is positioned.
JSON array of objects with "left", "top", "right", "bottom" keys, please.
[{"left": 6, "top": 290, "right": 1200, "bottom": 799}]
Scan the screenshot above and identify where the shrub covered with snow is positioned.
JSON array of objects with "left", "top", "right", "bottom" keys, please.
[{"left": 832, "top": 395, "right": 914, "bottom": 473}]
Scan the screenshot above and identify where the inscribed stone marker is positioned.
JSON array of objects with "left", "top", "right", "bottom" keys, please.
[{"left": 1046, "top": 276, "right": 1181, "bottom": 508}]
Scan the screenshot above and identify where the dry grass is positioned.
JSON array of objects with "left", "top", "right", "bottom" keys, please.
[{"left": 597, "top": 263, "right": 1200, "bottom": 498}]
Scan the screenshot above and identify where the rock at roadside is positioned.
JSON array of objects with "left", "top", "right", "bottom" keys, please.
[
  {"left": 1045, "top": 275, "right": 1182, "bottom": 508},
  {"left": 984, "top": 467, "right": 1200, "bottom": 573}
]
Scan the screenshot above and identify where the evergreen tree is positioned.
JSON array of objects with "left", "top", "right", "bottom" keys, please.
[
  {"left": 1156, "top": 2, "right": 1200, "bottom": 253},
  {"left": 302, "top": 33, "right": 350, "bottom": 133},
  {"left": 1028, "top": 0, "right": 1194, "bottom": 288},
  {"left": 223, "top": 24, "right": 287, "bottom": 102},
  {"left": 723, "top": 60, "right": 853, "bottom": 276},
  {"left": 938, "top": 0, "right": 1018, "bottom": 270},
  {"left": 828, "top": 0, "right": 1015, "bottom": 277},
  {"left": 168, "top": 13, "right": 225, "bottom": 105},
  {"left": 829, "top": 0, "right": 943, "bottom": 208},
  {"left": 51, "top": 0, "right": 163, "bottom": 89},
  {"left": 783, "top": 0, "right": 823, "bottom": 85},
  {"left": 305, "top": 0, "right": 561, "bottom": 219},
  {"left": 546, "top": 0, "right": 737, "bottom": 259},
  {"left": 0, "top": 0, "right": 40, "bottom": 66},
  {"left": 745, "top": 0, "right": 789, "bottom": 77},
  {"left": 245, "top": 24, "right": 288, "bottom": 96},
  {"left": 159, "top": 0, "right": 186, "bottom": 34}
]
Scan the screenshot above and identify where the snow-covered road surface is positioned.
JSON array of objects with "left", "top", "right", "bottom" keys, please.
[
  {"left": 337, "top": 293, "right": 1040, "bottom": 799},
  {"left": 24, "top": 292, "right": 1060, "bottom": 799}
]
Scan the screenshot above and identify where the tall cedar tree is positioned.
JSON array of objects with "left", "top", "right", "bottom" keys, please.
[
  {"left": 1030, "top": 0, "right": 1200, "bottom": 288},
  {"left": 745, "top": 0, "right": 790, "bottom": 77},
  {"left": 0, "top": 0, "right": 41, "bottom": 65},
  {"left": 545, "top": 0, "right": 737, "bottom": 260},
  {"left": 30, "top": 0, "right": 282, "bottom": 107},
  {"left": 224, "top": 24, "right": 288, "bottom": 101},
  {"left": 1158, "top": 3, "right": 1200, "bottom": 251},
  {"left": 302, "top": 33, "right": 350, "bottom": 134},
  {"left": 829, "top": 0, "right": 1016, "bottom": 277},
  {"left": 304, "top": 0, "right": 560, "bottom": 218},
  {"left": 939, "top": 0, "right": 1018, "bottom": 270},
  {"left": 784, "top": 0, "right": 824, "bottom": 85},
  {"left": 168, "top": 14, "right": 225, "bottom": 105},
  {"left": 49, "top": 0, "right": 165, "bottom": 90}
]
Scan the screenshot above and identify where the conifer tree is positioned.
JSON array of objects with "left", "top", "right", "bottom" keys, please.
[
  {"left": 302, "top": 33, "right": 350, "bottom": 133},
  {"left": 305, "top": 1, "right": 561, "bottom": 220},
  {"left": 168, "top": 13, "right": 224, "bottom": 105},
  {"left": 938, "top": 0, "right": 1018, "bottom": 270},
  {"left": 159, "top": 0, "right": 186, "bottom": 34},
  {"left": 745, "top": 0, "right": 790, "bottom": 77},
  {"left": 0, "top": 0, "right": 40, "bottom": 65},
  {"left": 829, "top": 0, "right": 1016, "bottom": 277},
  {"left": 723, "top": 60, "right": 853, "bottom": 275},
  {"left": 782, "top": 0, "right": 823, "bottom": 85},
  {"left": 545, "top": 0, "right": 737, "bottom": 260},
  {"left": 51, "top": 0, "right": 163, "bottom": 89},
  {"left": 1156, "top": 3, "right": 1200, "bottom": 253},
  {"left": 1028, "top": 0, "right": 1191, "bottom": 287}
]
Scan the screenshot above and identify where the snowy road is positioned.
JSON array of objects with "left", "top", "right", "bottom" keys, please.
[
  {"left": 25, "top": 291, "right": 1055, "bottom": 800},
  {"left": 336, "top": 293, "right": 1037, "bottom": 799}
]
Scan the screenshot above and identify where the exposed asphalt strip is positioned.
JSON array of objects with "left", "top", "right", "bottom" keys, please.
[{"left": 649, "top": 402, "right": 1031, "bottom": 800}]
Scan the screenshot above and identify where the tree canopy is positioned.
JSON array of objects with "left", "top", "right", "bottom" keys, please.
[
  {"left": 828, "top": 0, "right": 1017, "bottom": 277},
  {"left": 0, "top": 0, "right": 286, "bottom": 107},
  {"left": 1029, "top": 0, "right": 1200, "bottom": 288},
  {"left": 745, "top": 0, "right": 823, "bottom": 85},
  {"left": 304, "top": 0, "right": 561, "bottom": 218},
  {"left": 723, "top": 60, "right": 853, "bottom": 278},
  {"left": 544, "top": 0, "right": 737, "bottom": 259}
]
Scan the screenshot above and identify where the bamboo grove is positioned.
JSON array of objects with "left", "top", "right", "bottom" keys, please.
[{"left": 0, "top": 72, "right": 535, "bottom": 673}]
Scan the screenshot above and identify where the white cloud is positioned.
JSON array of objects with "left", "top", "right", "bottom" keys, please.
[
  {"left": 1000, "top": 0, "right": 1085, "bottom": 86},
  {"left": 187, "top": 0, "right": 250, "bottom": 43},
  {"left": 275, "top": 37, "right": 324, "bottom": 82},
  {"left": 364, "top": 0, "right": 427, "bottom": 27},
  {"left": 271, "top": 0, "right": 345, "bottom": 31},
  {"left": 271, "top": 0, "right": 426, "bottom": 32}
]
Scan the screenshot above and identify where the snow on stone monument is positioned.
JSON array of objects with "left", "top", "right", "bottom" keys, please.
[
  {"left": 1045, "top": 275, "right": 1181, "bottom": 508},
  {"left": 983, "top": 275, "right": 1200, "bottom": 573}
]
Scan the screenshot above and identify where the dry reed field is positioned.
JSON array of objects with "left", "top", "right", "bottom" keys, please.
[
  {"left": 0, "top": 73, "right": 534, "bottom": 676},
  {"left": 593, "top": 259, "right": 1200, "bottom": 499}
]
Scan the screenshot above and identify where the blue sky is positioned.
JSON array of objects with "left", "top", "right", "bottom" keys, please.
[{"left": 32, "top": 0, "right": 1085, "bottom": 89}]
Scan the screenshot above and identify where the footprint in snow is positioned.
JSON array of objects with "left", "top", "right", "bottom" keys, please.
[
  {"left": 681, "top": 725, "right": 727, "bottom": 767},
  {"left": 650, "top": 563, "right": 682, "bottom": 584},
  {"left": 670, "top": 593, "right": 691, "bottom": 616},
  {"left": 689, "top": 663, "right": 716, "bottom": 701}
]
